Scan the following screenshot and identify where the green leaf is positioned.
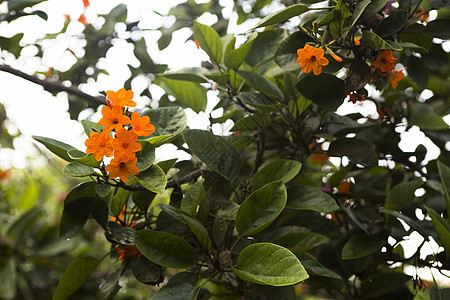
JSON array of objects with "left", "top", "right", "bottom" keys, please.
[
  {"left": 231, "top": 113, "right": 271, "bottom": 132},
  {"left": 213, "top": 217, "right": 227, "bottom": 247},
  {"left": 362, "top": 30, "right": 394, "bottom": 50},
  {"left": 437, "top": 161, "right": 450, "bottom": 219},
  {"left": 67, "top": 149, "right": 100, "bottom": 167},
  {"left": 157, "top": 204, "right": 212, "bottom": 249},
  {"left": 238, "top": 70, "right": 284, "bottom": 101},
  {"left": 153, "top": 282, "right": 196, "bottom": 300},
  {"left": 251, "top": 159, "right": 302, "bottom": 190},
  {"left": 99, "top": 267, "right": 123, "bottom": 300},
  {"left": 296, "top": 253, "right": 342, "bottom": 279},
  {"left": 158, "top": 77, "right": 207, "bottom": 113},
  {"left": 159, "top": 71, "right": 208, "bottom": 83},
  {"left": 141, "top": 107, "right": 187, "bottom": 147},
  {"left": 183, "top": 129, "right": 241, "bottom": 180},
  {"left": 430, "top": 287, "right": 450, "bottom": 300},
  {"left": 411, "top": 113, "right": 449, "bottom": 130},
  {"left": 193, "top": 21, "right": 223, "bottom": 65},
  {"left": 225, "top": 32, "right": 258, "bottom": 70},
  {"left": 134, "top": 164, "right": 167, "bottom": 194},
  {"left": 236, "top": 181, "right": 287, "bottom": 236},
  {"left": 360, "top": 0, "right": 388, "bottom": 21},
  {"left": 360, "top": 271, "right": 411, "bottom": 298},
  {"left": 205, "top": 73, "right": 230, "bottom": 84},
  {"left": 59, "top": 197, "right": 94, "bottom": 239},
  {"left": 0, "top": 259, "right": 17, "bottom": 299},
  {"left": 328, "top": 138, "right": 378, "bottom": 166},
  {"left": 343, "top": 0, "right": 371, "bottom": 39},
  {"left": 375, "top": 10, "right": 409, "bottom": 37},
  {"left": 272, "top": 231, "right": 330, "bottom": 253},
  {"left": 111, "top": 188, "right": 131, "bottom": 217},
  {"left": 135, "top": 230, "right": 196, "bottom": 269},
  {"left": 232, "top": 243, "right": 309, "bottom": 286},
  {"left": 286, "top": 185, "right": 339, "bottom": 212},
  {"left": 253, "top": 4, "right": 308, "bottom": 28},
  {"left": 385, "top": 179, "right": 423, "bottom": 211},
  {"left": 32, "top": 135, "right": 77, "bottom": 162},
  {"left": 52, "top": 257, "right": 98, "bottom": 300},
  {"left": 135, "top": 141, "right": 155, "bottom": 172},
  {"left": 64, "top": 182, "right": 97, "bottom": 206},
  {"left": 341, "top": 233, "right": 384, "bottom": 260},
  {"left": 424, "top": 205, "right": 450, "bottom": 253},
  {"left": 237, "top": 92, "right": 284, "bottom": 112},
  {"left": 380, "top": 208, "right": 428, "bottom": 239},
  {"left": 105, "top": 221, "right": 135, "bottom": 246},
  {"left": 424, "top": 19, "right": 450, "bottom": 40},
  {"left": 245, "top": 29, "right": 288, "bottom": 67},
  {"left": 81, "top": 120, "right": 105, "bottom": 137},
  {"left": 131, "top": 256, "right": 163, "bottom": 285},
  {"left": 274, "top": 31, "right": 313, "bottom": 70},
  {"left": 296, "top": 74, "right": 345, "bottom": 111},
  {"left": 62, "top": 161, "right": 95, "bottom": 177}
]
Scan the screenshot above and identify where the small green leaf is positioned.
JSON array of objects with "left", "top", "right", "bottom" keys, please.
[
  {"left": 62, "top": 162, "right": 95, "bottom": 177},
  {"left": 236, "top": 181, "right": 287, "bottom": 236},
  {"left": 105, "top": 221, "right": 135, "bottom": 246},
  {"left": 274, "top": 31, "right": 313, "bottom": 70},
  {"left": 296, "top": 74, "right": 345, "bottom": 111},
  {"left": 134, "top": 164, "right": 167, "bottom": 194},
  {"left": 95, "top": 183, "right": 112, "bottom": 198},
  {"left": 362, "top": 30, "right": 394, "bottom": 50},
  {"left": 231, "top": 113, "right": 271, "bottom": 132},
  {"left": 59, "top": 197, "right": 94, "bottom": 239},
  {"left": 135, "top": 230, "right": 196, "bottom": 269},
  {"left": 238, "top": 70, "right": 284, "bottom": 101},
  {"left": 343, "top": 0, "right": 371, "bottom": 39},
  {"left": 360, "top": 0, "right": 388, "bottom": 21},
  {"left": 375, "top": 10, "right": 409, "bottom": 37},
  {"left": 52, "top": 257, "right": 98, "bottom": 300},
  {"left": 385, "top": 179, "right": 423, "bottom": 211},
  {"left": 32, "top": 135, "right": 77, "bottom": 162},
  {"left": 411, "top": 114, "right": 449, "bottom": 130},
  {"left": 131, "top": 256, "right": 163, "bottom": 285},
  {"left": 253, "top": 4, "right": 308, "bottom": 28},
  {"left": 193, "top": 21, "right": 223, "bottom": 65},
  {"left": 159, "top": 71, "right": 208, "bottom": 83},
  {"left": 251, "top": 159, "right": 302, "bottom": 190},
  {"left": 64, "top": 182, "right": 97, "bottom": 206},
  {"left": 237, "top": 92, "right": 284, "bottom": 112},
  {"left": 141, "top": 107, "right": 187, "bottom": 147},
  {"left": 272, "top": 231, "right": 330, "bottom": 253},
  {"left": 183, "top": 129, "right": 241, "bottom": 180},
  {"left": 286, "top": 185, "right": 338, "bottom": 212},
  {"left": 67, "top": 149, "right": 100, "bottom": 167},
  {"left": 424, "top": 205, "right": 450, "bottom": 253},
  {"left": 225, "top": 32, "right": 258, "bottom": 70},
  {"left": 341, "top": 233, "right": 384, "bottom": 260},
  {"left": 81, "top": 120, "right": 105, "bottom": 137},
  {"left": 437, "top": 161, "right": 450, "bottom": 219},
  {"left": 232, "top": 243, "right": 309, "bottom": 286},
  {"left": 328, "top": 138, "right": 378, "bottom": 166},
  {"left": 158, "top": 77, "right": 207, "bottom": 113}
]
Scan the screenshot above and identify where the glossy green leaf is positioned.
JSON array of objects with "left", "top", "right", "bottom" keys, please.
[
  {"left": 272, "top": 231, "right": 330, "bottom": 253},
  {"left": 105, "top": 221, "right": 135, "bottom": 246},
  {"left": 286, "top": 185, "right": 338, "bottom": 212},
  {"left": 236, "top": 181, "right": 287, "bottom": 236},
  {"left": 237, "top": 92, "right": 283, "bottom": 112},
  {"left": 67, "top": 149, "right": 100, "bottom": 167},
  {"left": 343, "top": 0, "right": 371, "bottom": 39},
  {"left": 135, "top": 230, "right": 196, "bottom": 269},
  {"left": 183, "top": 129, "right": 241, "bottom": 180},
  {"left": 238, "top": 70, "right": 284, "bottom": 101},
  {"left": 424, "top": 205, "right": 450, "bottom": 253},
  {"left": 360, "top": 0, "right": 388, "bottom": 21},
  {"left": 251, "top": 159, "right": 302, "bottom": 190},
  {"left": 437, "top": 161, "right": 450, "bottom": 219},
  {"left": 225, "top": 32, "right": 257, "bottom": 69},
  {"left": 52, "top": 257, "right": 98, "bottom": 300},
  {"left": 62, "top": 161, "right": 95, "bottom": 177},
  {"left": 193, "top": 21, "right": 223, "bottom": 65},
  {"left": 134, "top": 164, "right": 167, "bottom": 194},
  {"left": 296, "top": 74, "right": 345, "bottom": 111},
  {"left": 341, "top": 233, "right": 384, "bottom": 260},
  {"left": 253, "top": 4, "right": 308, "bottom": 28},
  {"left": 385, "top": 179, "right": 423, "bottom": 211},
  {"left": 411, "top": 114, "right": 449, "bottom": 130},
  {"left": 64, "top": 182, "right": 97, "bottom": 206},
  {"left": 231, "top": 113, "right": 271, "bottom": 132},
  {"left": 362, "top": 30, "right": 394, "bottom": 50},
  {"left": 32, "top": 135, "right": 77, "bottom": 162},
  {"left": 135, "top": 141, "right": 155, "bottom": 172},
  {"left": 328, "top": 138, "right": 378, "bottom": 166},
  {"left": 296, "top": 253, "right": 342, "bottom": 279},
  {"left": 59, "top": 197, "right": 94, "bottom": 239},
  {"left": 274, "top": 31, "right": 313, "bottom": 70},
  {"left": 81, "top": 120, "right": 105, "bottom": 137},
  {"left": 158, "top": 77, "right": 207, "bottom": 113},
  {"left": 131, "top": 256, "right": 163, "bottom": 285},
  {"left": 360, "top": 271, "right": 411, "bottom": 298},
  {"left": 141, "top": 107, "right": 187, "bottom": 147},
  {"left": 232, "top": 243, "right": 309, "bottom": 286}
]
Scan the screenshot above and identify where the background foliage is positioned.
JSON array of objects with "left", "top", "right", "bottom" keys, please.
[{"left": 1, "top": 0, "right": 450, "bottom": 299}]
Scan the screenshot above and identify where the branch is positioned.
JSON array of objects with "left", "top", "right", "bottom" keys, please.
[{"left": 0, "top": 64, "right": 106, "bottom": 106}]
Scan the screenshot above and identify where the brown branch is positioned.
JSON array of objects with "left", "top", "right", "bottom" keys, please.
[{"left": 0, "top": 64, "right": 106, "bottom": 106}]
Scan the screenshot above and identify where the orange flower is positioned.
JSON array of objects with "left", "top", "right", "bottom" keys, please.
[
  {"left": 297, "top": 44, "right": 329, "bottom": 75},
  {"left": 106, "top": 88, "right": 136, "bottom": 108},
  {"left": 113, "top": 127, "right": 142, "bottom": 158},
  {"left": 105, "top": 154, "right": 139, "bottom": 182},
  {"left": 332, "top": 54, "right": 342, "bottom": 62},
  {"left": 85, "top": 130, "right": 114, "bottom": 161},
  {"left": 354, "top": 37, "right": 361, "bottom": 46},
  {"left": 372, "top": 51, "right": 396, "bottom": 72},
  {"left": 117, "top": 245, "right": 142, "bottom": 262},
  {"left": 77, "top": 14, "right": 88, "bottom": 26},
  {"left": 83, "top": 0, "right": 90, "bottom": 7},
  {"left": 98, "top": 105, "right": 130, "bottom": 132},
  {"left": 389, "top": 68, "right": 406, "bottom": 89},
  {"left": 310, "top": 153, "right": 329, "bottom": 164},
  {"left": 130, "top": 112, "right": 155, "bottom": 137},
  {"left": 337, "top": 181, "right": 350, "bottom": 194}
]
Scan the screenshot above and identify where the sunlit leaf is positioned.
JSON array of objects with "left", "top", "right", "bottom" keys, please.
[
  {"left": 193, "top": 21, "right": 223, "bottom": 65},
  {"left": 253, "top": 4, "right": 308, "bottom": 28},
  {"left": 134, "top": 164, "right": 167, "bottom": 194}
]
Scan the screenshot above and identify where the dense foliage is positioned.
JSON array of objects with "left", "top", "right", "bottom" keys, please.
[{"left": 1, "top": 0, "right": 450, "bottom": 299}]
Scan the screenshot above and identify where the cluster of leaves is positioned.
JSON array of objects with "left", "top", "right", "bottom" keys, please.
[{"left": 1, "top": 0, "right": 450, "bottom": 299}]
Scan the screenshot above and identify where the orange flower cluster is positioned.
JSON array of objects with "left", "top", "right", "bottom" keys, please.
[
  {"left": 297, "top": 44, "right": 329, "bottom": 75},
  {"left": 371, "top": 51, "right": 406, "bottom": 89},
  {"left": 116, "top": 244, "right": 142, "bottom": 262},
  {"left": 85, "top": 88, "right": 155, "bottom": 183}
]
